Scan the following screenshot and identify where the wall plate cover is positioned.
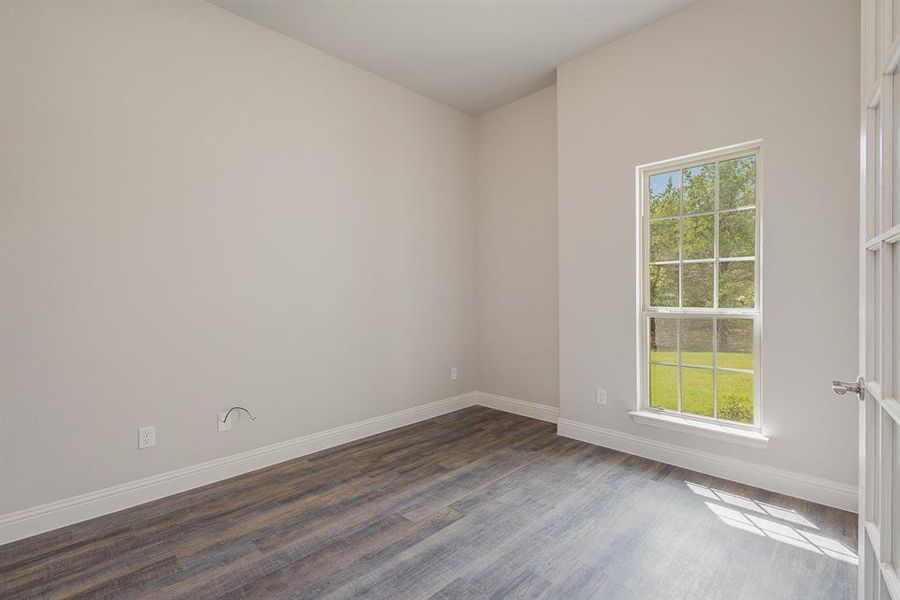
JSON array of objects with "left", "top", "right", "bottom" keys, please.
[
  {"left": 217, "top": 411, "right": 232, "bottom": 432},
  {"left": 138, "top": 425, "right": 156, "bottom": 449}
]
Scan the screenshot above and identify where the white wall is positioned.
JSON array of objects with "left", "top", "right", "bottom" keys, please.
[
  {"left": 0, "top": 0, "right": 476, "bottom": 515},
  {"left": 1, "top": 0, "right": 862, "bottom": 523},
  {"left": 475, "top": 86, "right": 559, "bottom": 408},
  {"left": 558, "top": 0, "right": 860, "bottom": 486}
]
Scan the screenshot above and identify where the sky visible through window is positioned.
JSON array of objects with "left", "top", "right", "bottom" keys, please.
[{"left": 649, "top": 171, "right": 680, "bottom": 200}]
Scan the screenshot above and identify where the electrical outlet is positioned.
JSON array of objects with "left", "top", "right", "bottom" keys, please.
[
  {"left": 595, "top": 388, "right": 608, "bottom": 406},
  {"left": 217, "top": 411, "right": 232, "bottom": 432},
  {"left": 138, "top": 425, "right": 156, "bottom": 449},
  {"left": 451, "top": 367, "right": 459, "bottom": 381}
]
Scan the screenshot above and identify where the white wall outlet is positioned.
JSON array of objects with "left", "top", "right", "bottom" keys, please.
[
  {"left": 138, "top": 425, "right": 156, "bottom": 449},
  {"left": 451, "top": 367, "right": 459, "bottom": 381},
  {"left": 596, "top": 388, "right": 608, "bottom": 406},
  {"left": 217, "top": 411, "right": 232, "bottom": 432}
]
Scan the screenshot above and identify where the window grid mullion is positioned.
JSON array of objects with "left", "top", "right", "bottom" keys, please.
[
  {"left": 714, "top": 158, "right": 720, "bottom": 311},
  {"left": 713, "top": 160, "right": 720, "bottom": 418},
  {"left": 676, "top": 318, "right": 683, "bottom": 414},
  {"left": 677, "top": 166, "right": 684, "bottom": 414},
  {"left": 651, "top": 256, "right": 753, "bottom": 267},
  {"left": 713, "top": 316, "right": 719, "bottom": 419},
  {"left": 647, "top": 359, "right": 752, "bottom": 375},
  {"left": 679, "top": 170, "right": 685, "bottom": 310},
  {"left": 649, "top": 205, "right": 753, "bottom": 224}
]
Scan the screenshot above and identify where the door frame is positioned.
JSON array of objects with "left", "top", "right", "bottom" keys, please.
[{"left": 861, "top": 1, "right": 900, "bottom": 597}]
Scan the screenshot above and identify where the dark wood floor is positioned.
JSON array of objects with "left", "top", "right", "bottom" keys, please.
[{"left": 0, "top": 406, "right": 857, "bottom": 599}]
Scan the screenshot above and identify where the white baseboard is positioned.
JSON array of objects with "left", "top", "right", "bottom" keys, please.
[
  {"left": 0, "top": 392, "right": 857, "bottom": 545},
  {"left": 0, "top": 392, "right": 478, "bottom": 545},
  {"left": 557, "top": 418, "right": 858, "bottom": 513},
  {"left": 475, "top": 392, "right": 559, "bottom": 423}
]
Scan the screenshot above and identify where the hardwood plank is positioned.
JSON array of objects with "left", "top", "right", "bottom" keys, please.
[{"left": 0, "top": 407, "right": 857, "bottom": 599}]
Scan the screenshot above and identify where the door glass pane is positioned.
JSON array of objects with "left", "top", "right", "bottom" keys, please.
[
  {"left": 894, "top": 0, "right": 900, "bottom": 54},
  {"left": 681, "top": 319, "right": 713, "bottom": 366},
  {"left": 718, "top": 155, "right": 756, "bottom": 210},
  {"left": 650, "top": 264, "right": 679, "bottom": 307},
  {"left": 865, "top": 544, "right": 879, "bottom": 599},
  {"left": 893, "top": 75, "right": 900, "bottom": 226},
  {"left": 718, "top": 209, "right": 755, "bottom": 258},
  {"left": 876, "top": 0, "right": 884, "bottom": 90},
  {"left": 683, "top": 163, "right": 715, "bottom": 214},
  {"left": 864, "top": 106, "right": 877, "bottom": 239},
  {"left": 649, "top": 364, "right": 678, "bottom": 411},
  {"left": 718, "top": 261, "right": 755, "bottom": 308},
  {"left": 717, "top": 319, "right": 754, "bottom": 370},
  {"left": 874, "top": 405, "right": 882, "bottom": 522},
  {"left": 649, "top": 317, "right": 677, "bottom": 363},
  {"left": 650, "top": 219, "right": 680, "bottom": 261},
  {"left": 873, "top": 249, "right": 882, "bottom": 383},
  {"left": 895, "top": 245, "right": 900, "bottom": 400},
  {"left": 717, "top": 371, "right": 753, "bottom": 424},
  {"left": 874, "top": 0, "right": 881, "bottom": 89},
  {"left": 875, "top": 104, "right": 883, "bottom": 236},
  {"left": 891, "top": 419, "right": 900, "bottom": 566},
  {"left": 649, "top": 171, "right": 681, "bottom": 218},
  {"left": 683, "top": 262, "right": 713, "bottom": 307},
  {"left": 683, "top": 214, "right": 714, "bottom": 259},
  {"left": 682, "top": 367, "right": 714, "bottom": 417}
]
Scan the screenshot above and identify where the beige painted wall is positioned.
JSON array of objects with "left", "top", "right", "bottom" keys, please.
[
  {"left": 475, "top": 86, "right": 559, "bottom": 408},
  {"left": 0, "top": 0, "right": 477, "bottom": 514},
  {"left": 558, "top": 0, "right": 860, "bottom": 485},
  {"left": 1, "top": 0, "right": 861, "bottom": 519}
]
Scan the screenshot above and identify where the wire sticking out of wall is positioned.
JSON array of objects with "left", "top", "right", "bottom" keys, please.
[{"left": 220, "top": 406, "right": 257, "bottom": 423}]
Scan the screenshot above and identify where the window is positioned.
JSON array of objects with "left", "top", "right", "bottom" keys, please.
[{"left": 638, "top": 143, "right": 761, "bottom": 432}]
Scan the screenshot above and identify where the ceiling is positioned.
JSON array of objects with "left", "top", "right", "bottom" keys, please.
[{"left": 210, "top": 0, "right": 694, "bottom": 116}]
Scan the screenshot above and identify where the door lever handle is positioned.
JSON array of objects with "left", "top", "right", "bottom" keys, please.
[{"left": 832, "top": 376, "right": 866, "bottom": 401}]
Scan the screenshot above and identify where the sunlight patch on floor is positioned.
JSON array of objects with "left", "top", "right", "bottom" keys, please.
[{"left": 686, "top": 482, "right": 857, "bottom": 565}]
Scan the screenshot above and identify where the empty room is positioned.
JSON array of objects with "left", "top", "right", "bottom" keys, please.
[{"left": 0, "top": 0, "right": 880, "bottom": 598}]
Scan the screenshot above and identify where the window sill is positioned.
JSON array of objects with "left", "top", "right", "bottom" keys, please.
[{"left": 628, "top": 410, "right": 769, "bottom": 449}]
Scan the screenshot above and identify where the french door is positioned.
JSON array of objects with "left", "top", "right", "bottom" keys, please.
[{"left": 857, "top": 1, "right": 900, "bottom": 597}]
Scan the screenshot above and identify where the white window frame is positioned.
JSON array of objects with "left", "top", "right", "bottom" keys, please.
[{"left": 633, "top": 140, "right": 766, "bottom": 446}]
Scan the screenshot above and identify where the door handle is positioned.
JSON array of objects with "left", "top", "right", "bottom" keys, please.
[{"left": 832, "top": 376, "right": 866, "bottom": 401}]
